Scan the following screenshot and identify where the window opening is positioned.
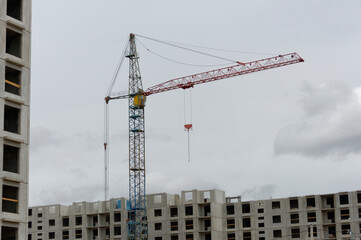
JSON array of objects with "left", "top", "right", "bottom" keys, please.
[
  {"left": 186, "top": 234, "right": 193, "bottom": 240},
  {"left": 171, "top": 221, "right": 178, "bottom": 231},
  {"left": 6, "top": 28, "right": 22, "bottom": 58},
  {"left": 227, "top": 219, "right": 235, "bottom": 229},
  {"left": 358, "top": 193, "right": 361, "bottom": 203},
  {"left": 114, "top": 226, "right": 121, "bottom": 236},
  {"left": 4, "top": 105, "right": 20, "bottom": 134},
  {"left": 2, "top": 226, "right": 17, "bottom": 240},
  {"left": 5, "top": 67, "right": 21, "bottom": 95},
  {"left": 273, "top": 215, "right": 281, "bottom": 223},
  {"left": 243, "top": 218, "right": 251, "bottom": 228},
  {"left": 226, "top": 205, "right": 234, "bottom": 215},
  {"left": 227, "top": 233, "right": 235, "bottom": 240},
  {"left": 290, "top": 213, "right": 299, "bottom": 224},
  {"left": 185, "top": 206, "right": 193, "bottom": 216},
  {"left": 49, "top": 219, "right": 55, "bottom": 226},
  {"left": 185, "top": 220, "right": 193, "bottom": 230},
  {"left": 154, "top": 222, "right": 162, "bottom": 231},
  {"left": 307, "top": 212, "right": 316, "bottom": 222},
  {"left": 258, "top": 208, "right": 264, "bottom": 213},
  {"left": 170, "top": 207, "right": 178, "bottom": 217},
  {"left": 171, "top": 235, "right": 179, "bottom": 240},
  {"left": 273, "top": 230, "right": 282, "bottom": 238},
  {"left": 62, "top": 218, "right": 69, "bottom": 227},
  {"left": 154, "top": 209, "right": 162, "bottom": 217},
  {"left": 2, "top": 184, "right": 18, "bottom": 213},
  {"left": 242, "top": 203, "right": 250, "bottom": 213},
  {"left": 308, "top": 226, "right": 317, "bottom": 237},
  {"left": 291, "top": 228, "right": 300, "bottom": 238},
  {"left": 272, "top": 201, "right": 280, "bottom": 209},
  {"left": 6, "top": 0, "right": 22, "bottom": 20},
  {"left": 75, "top": 216, "right": 82, "bottom": 225},
  {"left": 114, "top": 212, "right": 121, "bottom": 222},
  {"left": 243, "top": 232, "right": 251, "bottom": 240},
  {"left": 62, "top": 230, "right": 69, "bottom": 240},
  {"left": 339, "top": 194, "right": 349, "bottom": 205},
  {"left": 307, "top": 197, "right": 316, "bottom": 207},
  {"left": 3, "top": 144, "right": 19, "bottom": 173},
  {"left": 341, "top": 224, "right": 350, "bottom": 235},
  {"left": 49, "top": 232, "right": 55, "bottom": 239},
  {"left": 258, "top": 222, "right": 264, "bottom": 228},
  {"left": 290, "top": 199, "right": 298, "bottom": 209},
  {"left": 340, "top": 209, "right": 350, "bottom": 220}
]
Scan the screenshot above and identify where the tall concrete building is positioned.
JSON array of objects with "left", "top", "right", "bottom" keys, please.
[
  {"left": 0, "top": 0, "right": 31, "bottom": 239},
  {"left": 28, "top": 189, "right": 361, "bottom": 240}
]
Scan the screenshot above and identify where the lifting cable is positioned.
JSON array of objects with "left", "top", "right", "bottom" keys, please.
[
  {"left": 136, "top": 39, "right": 230, "bottom": 67},
  {"left": 135, "top": 34, "right": 241, "bottom": 65},
  {"left": 103, "top": 39, "right": 129, "bottom": 200},
  {"left": 183, "top": 89, "right": 193, "bottom": 162}
]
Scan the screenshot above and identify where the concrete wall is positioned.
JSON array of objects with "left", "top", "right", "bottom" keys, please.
[{"left": 0, "top": 0, "right": 31, "bottom": 240}]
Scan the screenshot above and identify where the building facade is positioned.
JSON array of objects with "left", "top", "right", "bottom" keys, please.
[
  {"left": 0, "top": 0, "right": 31, "bottom": 239},
  {"left": 28, "top": 189, "right": 361, "bottom": 240}
]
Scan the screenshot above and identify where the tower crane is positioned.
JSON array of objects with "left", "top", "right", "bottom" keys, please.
[{"left": 104, "top": 33, "right": 304, "bottom": 240}]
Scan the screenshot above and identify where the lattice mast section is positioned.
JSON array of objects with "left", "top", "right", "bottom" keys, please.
[{"left": 127, "top": 33, "right": 148, "bottom": 240}]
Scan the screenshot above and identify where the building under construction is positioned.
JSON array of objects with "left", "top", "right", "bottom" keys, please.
[
  {"left": 28, "top": 189, "right": 361, "bottom": 240},
  {"left": 0, "top": 0, "right": 31, "bottom": 240}
]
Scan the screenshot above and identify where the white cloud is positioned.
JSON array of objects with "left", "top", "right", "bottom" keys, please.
[{"left": 275, "top": 84, "right": 361, "bottom": 157}]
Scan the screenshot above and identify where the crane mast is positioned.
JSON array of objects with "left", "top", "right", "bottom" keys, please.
[{"left": 126, "top": 33, "right": 147, "bottom": 240}]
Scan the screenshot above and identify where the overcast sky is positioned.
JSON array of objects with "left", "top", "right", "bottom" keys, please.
[{"left": 29, "top": 0, "right": 361, "bottom": 206}]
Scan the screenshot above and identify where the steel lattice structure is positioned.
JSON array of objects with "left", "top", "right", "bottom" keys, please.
[
  {"left": 126, "top": 34, "right": 148, "bottom": 240},
  {"left": 104, "top": 33, "right": 304, "bottom": 240}
]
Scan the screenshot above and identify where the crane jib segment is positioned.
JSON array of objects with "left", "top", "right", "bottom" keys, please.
[{"left": 144, "top": 53, "right": 303, "bottom": 96}]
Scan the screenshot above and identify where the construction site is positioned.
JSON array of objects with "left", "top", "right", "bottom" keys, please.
[{"left": 2, "top": 0, "right": 361, "bottom": 240}]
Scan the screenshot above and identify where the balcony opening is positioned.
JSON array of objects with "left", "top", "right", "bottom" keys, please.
[
  {"left": 4, "top": 105, "right": 20, "bottom": 134},
  {"left": 170, "top": 207, "right": 178, "bottom": 217},
  {"left": 242, "top": 203, "right": 250, "bottom": 213},
  {"left": 204, "top": 205, "right": 210, "bottom": 216},
  {"left": 6, "top": 0, "right": 22, "bottom": 21},
  {"left": 339, "top": 194, "right": 349, "bottom": 205},
  {"left": 205, "top": 233, "right": 211, "bottom": 240},
  {"left": 2, "top": 226, "right": 17, "bottom": 240},
  {"left": 327, "top": 211, "right": 335, "bottom": 222},
  {"left": 6, "top": 28, "right": 22, "bottom": 58},
  {"left": 3, "top": 144, "right": 19, "bottom": 173},
  {"left": 328, "top": 226, "right": 336, "bottom": 238},
  {"left": 290, "top": 199, "right": 298, "bottom": 209},
  {"left": 205, "top": 219, "right": 211, "bottom": 230},
  {"left": 5, "top": 67, "right": 21, "bottom": 95},
  {"left": 2, "top": 184, "right": 18, "bottom": 213}
]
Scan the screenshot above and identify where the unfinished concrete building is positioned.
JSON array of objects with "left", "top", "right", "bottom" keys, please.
[
  {"left": 28, "top": 189, "right": 361, "bottom": 240},
  {"left": 0, "top": 0, "right": 31, "bottom": 239}
]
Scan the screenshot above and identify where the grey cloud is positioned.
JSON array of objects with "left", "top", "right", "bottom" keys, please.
[
  {"left": 241, "top": 184, "right": 278, "bottom": 201},
  {"left": 275, "top": 85, "right": 361, "bottom": 157},
  {"left": 300, "top": 81, "right": 350, "bottom": 116},
  {"left": 30, "top": 127, "right": 63, "bottom": 152}
]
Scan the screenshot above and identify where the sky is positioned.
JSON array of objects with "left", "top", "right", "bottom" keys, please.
[{"left": 29, "top": 0, "right": 361, "bottom": 206}]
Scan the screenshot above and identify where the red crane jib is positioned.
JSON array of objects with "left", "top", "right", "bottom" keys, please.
[{"left": 144, "top": 53, "right": 303, "bottom": 96}]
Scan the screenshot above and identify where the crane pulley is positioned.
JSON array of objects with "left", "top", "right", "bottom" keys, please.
[{"left": 104, "top": 33, "right": 304, "bottom": 240}]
